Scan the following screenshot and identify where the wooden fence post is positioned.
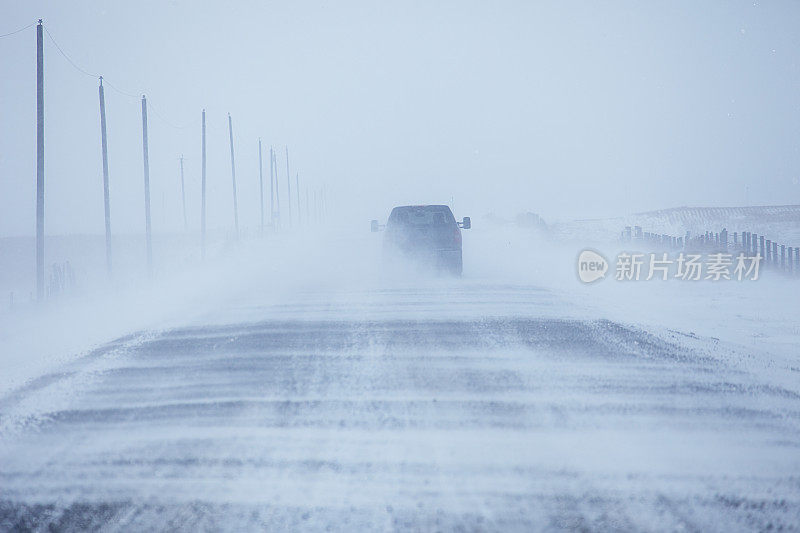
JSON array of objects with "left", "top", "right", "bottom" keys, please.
[{"left": 795, "top": 248, "right": 800, "bottom": 276}]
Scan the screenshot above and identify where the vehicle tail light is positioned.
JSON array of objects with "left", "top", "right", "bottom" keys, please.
[{"left": 454, "top": 228, "right": 462, "bottom": 245}]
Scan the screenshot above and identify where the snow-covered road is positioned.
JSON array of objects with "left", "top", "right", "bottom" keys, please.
[{"left": 1, "top": 274, "right": 799, "bottom": 531}]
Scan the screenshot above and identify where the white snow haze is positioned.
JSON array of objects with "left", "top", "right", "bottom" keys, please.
[{"left": 1, "top": 1, "right": 799, "bottom": 531}]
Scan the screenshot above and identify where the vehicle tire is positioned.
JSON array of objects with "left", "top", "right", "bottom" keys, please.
[{"left": 450, "top": 252, "right": 463, "bottom": 277}]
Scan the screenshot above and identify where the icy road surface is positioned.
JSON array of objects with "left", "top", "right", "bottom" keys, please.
[{"left": 1, "top": 275, "right": 799, "bottom": 531}]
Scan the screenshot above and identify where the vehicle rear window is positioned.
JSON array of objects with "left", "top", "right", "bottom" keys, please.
[{"left": 389, "top": 206, "right": 455, "bottom": 227}]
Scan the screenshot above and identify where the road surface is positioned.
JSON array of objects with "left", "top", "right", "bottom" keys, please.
[{"left": 1, "top": 279, "right": 799, "bottom": 531}]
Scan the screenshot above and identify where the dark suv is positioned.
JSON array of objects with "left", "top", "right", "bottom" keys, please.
[{"left": 371, "top": 205, "right": 471, "bottom": 275}]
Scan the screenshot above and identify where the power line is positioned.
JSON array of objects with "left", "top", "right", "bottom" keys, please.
[
  {"left": 148, "top": 99, "right": 191, "bottom": 130},
  {"left": 42, "top": 24, "right": 99, "bottom": 79},
  {"left": 42, "top": 23, "right": 191, "bottom": 130},
  {"left": 43, "top": 25, "right": 142, "bottom": 99},
  {"left": 0, "top": 21, "right": 35, "bottom": 39},
  {"left": 102, "top": 78, "right": 140, "bottom": 99}
]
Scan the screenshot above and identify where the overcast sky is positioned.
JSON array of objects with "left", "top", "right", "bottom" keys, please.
[{"left": 1, "top": 1, "right": 799, "bottom": 236}]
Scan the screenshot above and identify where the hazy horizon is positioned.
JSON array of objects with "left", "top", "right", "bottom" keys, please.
[{"left": 2, "top": 1, "right": 799, "bottom": 237}]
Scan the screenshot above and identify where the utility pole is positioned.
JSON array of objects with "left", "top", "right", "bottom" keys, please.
[
  {"left": 179, "top": 155, "right": 187, "bottom": 232},
  {"left": 284, "top": 146, "right": 292, "bottom": 228},
  {"left": 258, "top": 138, "right": 264, "bottom": 234},
  {"left": 99, "top": 77, "right": 112, "bottom": 275},
  {"left": 228, "top": 113, "right": 239, "bottom": 239},
  {"left": 272, "top": 147, "right": 280, "bottom": 228},
  {"left": 36, "top": 19, "right": 45, "bottom": 300},
  {"left": 268, "top": 145, "right": 275, "bottom": 228},
  {"left": 295, "top": 172, "right": 301, "bottom": 227},
  {"left": 319, "top": 188, "right": 323, "bottom": 224},
  {"left": 141, "top": 95, "right": 153, "bottom": 276},
  {"left": 201, "top": 109, "right": 207, "bottom": 259}
]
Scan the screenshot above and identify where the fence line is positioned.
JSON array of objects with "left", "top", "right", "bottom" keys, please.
[{"left": 621, "top": 225, "right": 798, "bottom": 276}]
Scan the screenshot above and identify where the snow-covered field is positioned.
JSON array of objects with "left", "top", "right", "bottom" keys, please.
[
  {"left": 1, "top": 218, "right": 799, "bottom": 531},
  {"left": 549, "top": 204, "right": 800, "bottom": 245}
]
